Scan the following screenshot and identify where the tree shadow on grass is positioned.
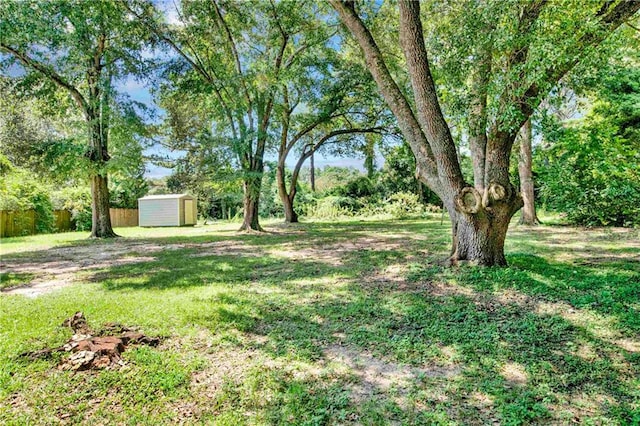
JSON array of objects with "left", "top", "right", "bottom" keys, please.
[
  {"left": 180, "top": 266, "right": 639, "bottom": 424},
  {"left": 454, "top": 254, "right": 639, "bottom": 335},
  {"left": 80, "top": 224, "right": 638, "bottom": 423},
  {"left": 5, "top": 220, "right": 639, "bottom": 424},
  {"left": 94, "top": 249, "right": 347, "bottom": 293}
]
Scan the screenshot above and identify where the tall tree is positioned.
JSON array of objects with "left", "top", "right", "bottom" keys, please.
[
  {"left": 275, "top": 63, "right": 387, "bottom": 222},
  {"left": 129, "top": 0, "right": 326, "bottom": 231},
  {"left": 330, "top": 0, "right": 639, "bottom": 265},
  {"left": 0, "top": 0, "right": 153, "bottom": 237},
  {"left": 517, "top": 118, "right": 540, "bottom": 225}
]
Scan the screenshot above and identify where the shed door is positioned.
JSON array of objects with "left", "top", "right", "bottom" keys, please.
[{"left": 184, "top": 200, "right": 195, "bottom": 225}]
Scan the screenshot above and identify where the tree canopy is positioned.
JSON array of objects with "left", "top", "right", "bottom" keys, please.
[{"left": 0, "top": 0, "right": 156, "bottom": 237}]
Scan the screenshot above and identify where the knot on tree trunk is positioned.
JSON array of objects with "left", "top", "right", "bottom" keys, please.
[
  {"left": 481, "top": 182, "right": 513, "bottom": 211},
  {"left": 455, "top": 183, "right": 518, "bottom": 217},
  {"left": 455, "top": 186, "right": 481, "bottom": 214},
  {"left": 488, "top": 182, "right": 509, "bottom": 201}
]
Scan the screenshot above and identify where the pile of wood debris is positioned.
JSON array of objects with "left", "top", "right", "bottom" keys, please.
[{"left": 21, "top": 312, "right": 160, "bottom": 371}]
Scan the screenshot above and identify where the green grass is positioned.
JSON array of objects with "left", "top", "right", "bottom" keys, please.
[
  {"left": 0, "top": 273, "right": 35, "bottom": 290},
  {"left": 1, "top": 217, "right": 639, "bottom": 425}
]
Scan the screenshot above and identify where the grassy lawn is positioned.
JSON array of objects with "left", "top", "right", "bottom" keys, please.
[{"left": 1, "top": 217, "right": 639, "bottom": 425}]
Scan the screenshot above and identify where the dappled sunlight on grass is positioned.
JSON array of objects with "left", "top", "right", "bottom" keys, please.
[{"left": 1, "top": 218, "right": 639, "bottom": 424}]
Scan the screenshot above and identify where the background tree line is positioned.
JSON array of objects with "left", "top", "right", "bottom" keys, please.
[{"left": 1, "top": 0, "right": 638, "bottom": 263}]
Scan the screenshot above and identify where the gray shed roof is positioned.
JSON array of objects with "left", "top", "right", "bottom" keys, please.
[{"left": 138, "top": 194, "right": 194, "bottom": 201}]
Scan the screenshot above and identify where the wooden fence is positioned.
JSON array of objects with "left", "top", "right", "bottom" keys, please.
[
  {"left": 0, "top": 208, "right": 139, "bottom": 238},
  {"left": 54, "top": 210, "right": 72, "bottom": 232},
  {"left": 0, "top": 210, "right": 35, "bottom": 238},
  {"left": 110, "top": 208, "right": 138, "bottom": 227},
  {"left": 0, "top": 210, "right": 75, "bottom": 238}
]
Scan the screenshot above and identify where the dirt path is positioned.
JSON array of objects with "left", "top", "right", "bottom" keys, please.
[
  {"left": 1, "top": 230, "right": 420, "bottom": 298},
  {"left": 0, "top": 240, "right": 251, "bottom": 297}
]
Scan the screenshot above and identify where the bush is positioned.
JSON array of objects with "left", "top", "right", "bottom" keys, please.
[
  {"left": 538, "top": 117, "right": 640, "bottom": 227},
  {"left": 307, "top": 196, "right": 353, "bottom": 218},
  {"left": 384, "top": 192, "right": 425, "bottom": 219},
  {"left": 0, "top": 169, "right": 54, "bottom": 234},
  {"left": 51, "top": 186, "right": 92, "bottom": 231},
  {"left": 293, "top": 190, "right": 318, "bottom": 218},
  {"left": 332, "top": 176, "right": 377, "bottom": 199}
]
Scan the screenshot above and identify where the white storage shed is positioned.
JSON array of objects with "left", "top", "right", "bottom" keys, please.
[{"left": 138, "top": 194, "right": 197, "bottom": 227}]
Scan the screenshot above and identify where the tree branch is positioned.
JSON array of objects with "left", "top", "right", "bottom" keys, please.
[
  {"left": 289, "top": 127, "right": 383, "bottom": 195},
  {"left": 329, "top": 0, "right": 442, "bottom": 198},
  {"left": 398, "top": 0, "right": 466, "bottom": 193},
  {"left": 122, "top": 1, "right": 239, "bottom": 139},
  {"left": 0, "top": 43, "right": 89, "bottom": 117},
  {"left": 210, "top": 0, "right": 253, "bottom": 128},
  {"left": 516, "top": 0, "right": 639, "bottom": 125}
]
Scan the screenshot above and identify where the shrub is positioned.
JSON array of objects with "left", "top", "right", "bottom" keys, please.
[
  {"left": 333, "top": 176, "right": 377, "bottom": 199},
  {"left": 538, "top": 117, "right": 640, "bottom": 227},
  {"left": 0, "top": 170, "right": 54, "bottom": 234},
  {"left": 51, "top": 186, "right": 92, "bottom": 231},
  {"left": 384, "top": 192, "right": 424, "bottom": 219},
  {"left": 307, "top": 196, "right": 353, "bottom": 218}
]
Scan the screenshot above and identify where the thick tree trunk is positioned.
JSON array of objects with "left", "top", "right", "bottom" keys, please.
[
  {"left": 87, "top": 113, "right": 117, "bottom": 238},
  {"left": 448, "top": 184, "right": 522, "bottom": 266},
  {"left": 450, "top": 210, "right": 510, "bottom": 266},
  {"left": 518, "top": 119, "right": 540, "bottom": 225},
  {"left": 90, "top": 173, "right": 117, "bottom": 238},
  {"left": 239, "top": 174, "right": 263, "bottom": 231}
]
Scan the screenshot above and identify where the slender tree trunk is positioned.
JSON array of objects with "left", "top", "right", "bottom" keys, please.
[
  {"left": 518, "top": 119, "right": 540, "bottom": 225},
  {"left": 239, "top": 172, "right": 263, "bottom": 231},
  {"left": 276, "top": 162, "right": 298, "bottom": 223},
  {"left": 468, "top": 45, "right": 491, "bottom": 193},
  {"left": 364, "top": 133, "right": 376, "bottom": 178},
  {"left": 310, "top": 152, "right": 315, "bottom": 192}
]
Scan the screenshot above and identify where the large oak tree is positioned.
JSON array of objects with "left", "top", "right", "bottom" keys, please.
[{"left": 330, "top": 0, "right": 639, "bottom": 265}]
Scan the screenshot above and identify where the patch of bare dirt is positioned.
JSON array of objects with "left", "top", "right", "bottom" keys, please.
[
  {"left": 547, "top": 392, "right": 617, "bottom": 424},
  {"left": 499, "top": 362, "right": 528, "bottom": 386},
  {"left": 323, "top": 344, "right": 461, "bottom": 403},
  {"left": 187, "top": 241, "right": 257, "bottom": 258},
  {"left": 1, "top": 229, "right": 424, "bottom": 297},
  {"left": 0, "top": 239, "right": 256, "bottom": 297},
  {"left": 268, "top": 235, "right": 417, "bottom": 268}
]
